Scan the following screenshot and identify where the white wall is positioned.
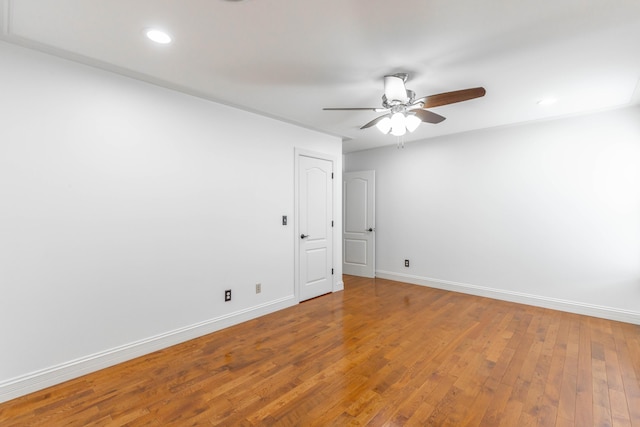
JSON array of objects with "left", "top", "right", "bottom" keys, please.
[
  {"left": 345, "top": 106, "right": 640, "bottom": 323},
  {"left": 0, "top": 40, "right": 342, "bottom": 402}
]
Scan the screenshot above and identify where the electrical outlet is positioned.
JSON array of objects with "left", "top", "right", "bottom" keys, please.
[
  {"left": 405, "top": 259, "right": 410, "bottom": 267},
  {"left": 256, "top": 283, "right": 261, "bottom": 294},
  {"left": 225, "top": 289, "right": 231, "bottom": 301}
]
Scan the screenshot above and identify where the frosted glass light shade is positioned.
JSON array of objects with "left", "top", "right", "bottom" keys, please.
[
  {"left": 376, "top": 117, "right": 392, "bottom": 134},
  {"left": 405, "top": 114, "right": 421, "bottom": 132},
  {"left": 390, "top": 112, "right": 405, "bottom": 127},
  {"left": 390, "top": 113, "right": 406, "bottom": 136}
]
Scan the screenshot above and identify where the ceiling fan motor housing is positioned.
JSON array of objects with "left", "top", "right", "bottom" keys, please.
[
  {"left": 382, "top": 90, "right": 416, "bottom": 109},
  {"left": 383, "top": 74, "right": 410, "bottom": 104}
]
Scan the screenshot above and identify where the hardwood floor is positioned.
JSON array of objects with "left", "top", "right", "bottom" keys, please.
[{"left": 2, "top": 275, "right": 639, "bottom": 426}]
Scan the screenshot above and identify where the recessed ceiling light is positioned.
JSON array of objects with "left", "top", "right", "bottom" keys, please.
[
  {"left": 537, "top": 98, "right": 557, "bottom": 106},
  {"left": 145, "top": 29, "right": 172, "bottom": 44}
]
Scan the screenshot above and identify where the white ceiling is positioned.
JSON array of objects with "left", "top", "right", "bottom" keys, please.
[{"left": 2, "top": 0, "right": 639, "bottom": 153}]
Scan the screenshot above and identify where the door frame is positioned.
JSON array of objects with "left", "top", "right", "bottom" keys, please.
[{"left": 294, "top": 148, "right": 339, "bottom": 302}]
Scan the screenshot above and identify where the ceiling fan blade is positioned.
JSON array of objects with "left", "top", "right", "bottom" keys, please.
[
  {"left": 413, "top": 109, "right": 446, "bottom": 124},
  {"left": 360, "top": 114, "right": 390, "bottom": 129},
  {"left": 417, "top": 87, "right": 486, "bottom": 109},
  {"left": 384, "top": 74, "right": 409, "bottom": 103},
  {"left": 323, "top": 107, "right": 385, "bottom": 111}
]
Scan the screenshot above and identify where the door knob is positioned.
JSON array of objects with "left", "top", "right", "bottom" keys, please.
[{"left": 300, "top": 234, "right": 310, "bottom": 239}]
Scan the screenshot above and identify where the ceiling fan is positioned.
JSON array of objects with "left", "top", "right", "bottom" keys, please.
[{"left": 323, "top": 73, "right": 486, "bottom": 136}]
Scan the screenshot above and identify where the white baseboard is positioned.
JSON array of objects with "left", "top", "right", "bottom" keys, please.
[
  {"left": 375, "top": 270, "right": 640, "bottom": 325},
  {"left": 0, "top": 295, "right": 296, "bottom": 404},
  {"left": 334, "top": 280, "right": 344, "bottom": 292}
]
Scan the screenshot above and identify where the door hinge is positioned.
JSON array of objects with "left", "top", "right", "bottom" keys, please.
[
  {"left": 331, "top": 220, "right": 334, "bottom": 227},
  {"left": 331, "top": 268, "right": 334, "bottom": 275},
  {"left": 331, "top": 172, "right": 334, "bottom": 179}
]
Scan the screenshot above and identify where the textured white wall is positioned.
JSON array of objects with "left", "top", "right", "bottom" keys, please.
[
  {"left": 345, "top": 106, "right": 640, "bottom": 319},
  {"left": 0, "top": 40, "right": 342, "bottom": 395}
]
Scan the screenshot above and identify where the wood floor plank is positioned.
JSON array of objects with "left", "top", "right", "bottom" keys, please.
[
  {"left": 576, "top": 319, "right": 595, "bottom": 426},
  {"left": 517, "top": 311, "right": 558, "bottom": 425},
  {"left": 538, "top": 313, "right": 570, "bottom": 426},
  {"left": 614, "top": 323, "right": 640, "bottom": 427},
  {"left": 557, "top": 316, "right": 580, "bottom": 425},
  {"left": 1, "top": 275, "right": 639, "bottom": 426}
]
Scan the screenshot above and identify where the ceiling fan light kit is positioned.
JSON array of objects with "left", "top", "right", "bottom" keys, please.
[
  {"left": 376, "top": 112, "right": 423, "bottom": 136},
  {"left": 323, "top": 73, "right": 486, "bottom": 137}
]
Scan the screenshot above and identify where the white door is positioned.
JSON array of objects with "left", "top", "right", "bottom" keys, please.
[
  {"left": 343, "top": 170, "right": 375, "bottom": 278},
  {"left": 298, "top": 154, "right": 333, "bottom": 301}
]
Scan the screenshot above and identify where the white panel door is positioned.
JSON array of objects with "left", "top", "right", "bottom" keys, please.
[
  {"left": 343, "top": 171, "right": 375, "bottom": 277},
  {"left": 298, "top": 155, "right": 333, "bottom": 301}
]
